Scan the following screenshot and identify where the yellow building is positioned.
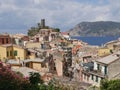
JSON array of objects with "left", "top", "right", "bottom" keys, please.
[
  {"left": 26, "top": 42, "right": 41, "bottom": 48},
  {"left": 0, "top": 44, "right": 26, "bottom": 61},
  {"left": 98, "top": 47, "right": 110, "bottom": 57},
  {"left": 7, "top": 58, "right": 49, "bottom": 73},
  {"left": 24, "top": 59, "right": 49, "bottom": 72}
]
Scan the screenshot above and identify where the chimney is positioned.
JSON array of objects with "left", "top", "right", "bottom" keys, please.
[{"left": 41, "top": 19, "right": 45, "bottom": 28}]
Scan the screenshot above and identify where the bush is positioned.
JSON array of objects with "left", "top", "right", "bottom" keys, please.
[{"left": 0, "top": 61, "right": 30, "bottom": 90}]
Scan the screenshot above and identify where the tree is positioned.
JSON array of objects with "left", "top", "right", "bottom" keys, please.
[
  {"left": 100, "top": 79, "right": 109, "bottom": 90},
  {"left": 100, "top": 79, "right": 120, "bottom": 90},
  {"left": 110, "top": 49, "right": 113, "bottom": 54},
  {"left": 28, "top": 27, "right": 40, "bottom": 36},
  {"left": 29, "top": 72, "right": 43, "bottom": 85},
  {"left": 54, "top": 28, "right": 60, "bottom": 32},
  {"left": 29, "top": 72, "right": 44, "bottom": 90}
]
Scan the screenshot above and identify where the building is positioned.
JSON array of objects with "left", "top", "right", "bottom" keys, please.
[
  {"left": 61, "top": 32, "right": 71, "bottom": 40},
  {"left": 98, "top": 47, "right": 110, "bottom": 57},
  {"left": 13, "top": 34, "right": 29, "bottom": 46},
  {"left": 41, "top": 19, "right": 45, "bottom": 28},
  {"left": 81, "top": 51, "right": 120, "bottom": 86},
  {"left": 113, "top": 42, "right": 120, "bottom": 51},
  {"left": 32, "top": 28, "right": 60, "bottom": 43},
  {"left": 32, "top": 29, "right": 52, "bottom": 42},
  {"left": 7, "top": 58, "right": 49, "bottom": 73},
  {"left": 24, "top": 58, "right": 49, "bottom": 72},
  {"left": 6, "top": 59, "right": 23, "bottom": 69},
  {"left": 62, "top": 47, "right": 72, "bottom": 67},
  {"left": 0, "top": 44, "right": 26, "bottom": 61},
  {"left": 26, "top": 42, "right": 41, "bottom": 49},
  {"left": 51, "top": 47, "right": 73, "bottom": 77},
  {"left": 52, "top": 50, "right": 64, "bottom": 76},
  {"left": 0, "top": 34, "right": 11, "bottom": 45}
]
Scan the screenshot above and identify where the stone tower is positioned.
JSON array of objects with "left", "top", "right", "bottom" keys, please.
[{"left": 41, "top": 19, "right": 45, "bottom": 28}]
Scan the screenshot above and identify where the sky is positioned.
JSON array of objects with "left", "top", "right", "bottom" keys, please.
[{"left": 0, "top": 0, "right": 120, "bottom": 34}]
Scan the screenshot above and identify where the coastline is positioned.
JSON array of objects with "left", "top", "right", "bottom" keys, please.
[{"left": 71, "top": 36, "right": 120, "bottom": 46}]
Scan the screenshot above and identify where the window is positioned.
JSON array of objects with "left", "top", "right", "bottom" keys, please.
[
  {"left": 10, "top": 51, "right": 12, "bottom": 56},
  {"left": 26, "top": 63, "right": 29, "bottom": 67},
  {"left": 87, "top": 75, "right": 89, "bottom": 81},
  {"left": 84, "top": 74, "right": 86, "bottom": 79},
  {"left": 27, "top": 51, "right": 31, "bottom": 55},
  {"left": 14, "top": 50, "right": 17, "bottom": 56},
  {"left": 97, "top": 64, "right": 100, "bottom": 70},
  {"left": 6, "top": 38, "right": 8, "bottom": 43},
  {"left": 91, "top": 74, "right": 94, "bottom": 80},
  {"left": 2, "top": 38, "right": 4, "bottom": 44},
  {"left": 54, "top": 63, "right": 56, "bottom": 70},
  {"left": 41, "top": 63, "right": 46, "bottom": 68},
  {"left": 36, "top": 38, "right": 39, "bottom": 42},
  {"left": 101, "top": 77, "right": 103, "bottom": 80},
  {"left": 96, "top": 76, "right": 98, "bottom": 82},
  {"left": 7, "top": 51, "right": 9, "bottom": 57},
  {"left": 104, "top": 66, "right": 107, "bottom": 75}
]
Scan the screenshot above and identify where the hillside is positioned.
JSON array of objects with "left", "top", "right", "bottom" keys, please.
[{"left": 68, "top": 21, "right": 120, "bottom": 36}]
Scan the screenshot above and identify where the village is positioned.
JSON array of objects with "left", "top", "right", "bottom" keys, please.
[{"left": 0, "top": 19, "right": 120, "bottom": 90}]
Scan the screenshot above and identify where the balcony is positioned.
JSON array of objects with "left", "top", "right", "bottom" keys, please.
[{"left": 89, "top": 70, "right": 105, "bottom": 78}]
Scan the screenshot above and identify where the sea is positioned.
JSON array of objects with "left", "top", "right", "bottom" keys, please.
[{"left": 71, "top": 36, "right": 120, "bottom": 46}]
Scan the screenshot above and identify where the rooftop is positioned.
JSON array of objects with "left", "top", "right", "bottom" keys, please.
[
  {"left": 1, "top": 44, "right": 25, "bottom": 49},
  {"left": 13, "top": 67, "right": 41, "bottom": 77},
  {"left": 114, "top": 42, "right": 120, "bottom": 46},
  {"left": 61, "top": 32, "right": 69, "bottom": 35},
  {"left": 1, "top": 44, "right": 13, "bottom": 47},
  {"left": 96, "top": 51, "right": 120, "bottom": 64},
  {"left": 0, "top": 33, "right": 9, "bottom": 36},
  {"left": 27, "top": 48, "right": 37, "bottom": 53},
  {"left": 24, "top": 58, "right": 45, "bottom": 63},
  {"left": 7, "top": 58, "right": 45, "bottom": 64},
  {"left": 7, "top": 59, "right": 22, "bottom": 65},
  {"left": 12, "top": 33, "right": 26, "bottom": 39}
]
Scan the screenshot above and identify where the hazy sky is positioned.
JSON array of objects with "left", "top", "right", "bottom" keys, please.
[{"left": 0, "top": 0, "right": 120, "bottom": 34}]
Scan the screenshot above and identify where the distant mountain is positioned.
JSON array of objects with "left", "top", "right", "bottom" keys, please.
[{"left": 68, "top": 21, "right": 120, "bottom": 36}]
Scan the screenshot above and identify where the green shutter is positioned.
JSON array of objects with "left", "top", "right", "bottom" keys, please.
[
  {"left": 91, "top": 74, "right": 94, "bottom": 80},
  {"left": 104, "top": 66, "right": 107, "bottom": 75},
  {"left": 96, "top": 76, "right": 98, "bottom": 82},
  {"left": 14, "top": 51, "right": 18, "bottom": 56},
  {"left": 97, "top": 64, "right": 100, "bottom": 70},
  {"left": 7, "top": 51, "right": 9, "bottom": 57}
]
